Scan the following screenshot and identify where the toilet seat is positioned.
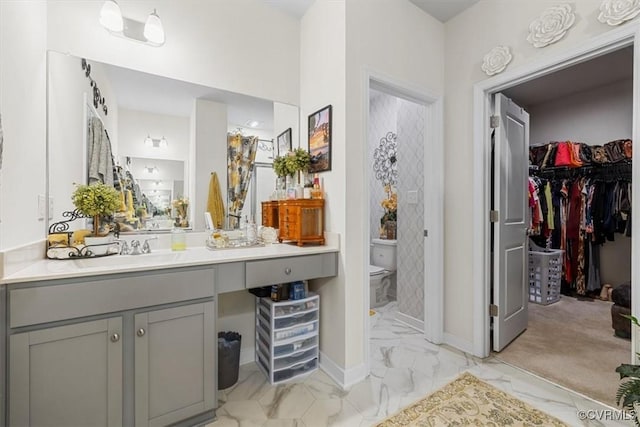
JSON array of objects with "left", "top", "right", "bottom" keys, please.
[{"left": 369, "top": 265, "right": 386, "bottom": 275}]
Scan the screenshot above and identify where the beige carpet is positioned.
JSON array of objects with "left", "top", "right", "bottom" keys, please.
[
  {"left": 377, "top": 372, "right": 567, "bottom": 426},
  {"left": 495, "top": 296, "right": 630, "bottom": 406}
]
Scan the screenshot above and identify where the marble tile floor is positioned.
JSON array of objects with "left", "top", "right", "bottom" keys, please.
[{"left": 208, "top": 302, "right": 631, "bottom": 426}]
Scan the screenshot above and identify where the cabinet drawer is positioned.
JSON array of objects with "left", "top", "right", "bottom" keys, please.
[
  {"left": 9, "top": 267, "right": 215, "bottom": 328},
  {"left": 245, "top": 253, "right": 336, "bottom": 287},
  {"left": 274, "top": 310, "right": 318, "bottom": 329}
]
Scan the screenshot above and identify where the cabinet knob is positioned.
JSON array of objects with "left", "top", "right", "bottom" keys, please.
[
  {"left": 137, "top": 328, "right": 146, "bottom": 337},
  {"left": 110, "top": 333, "right": 120, "bottom": 342},
  {"left": 285, "top": 267, "right": 292, "bottom": 275}
]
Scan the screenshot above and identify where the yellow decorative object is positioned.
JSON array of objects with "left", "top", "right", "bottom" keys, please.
[
  {"left": 206, "top": 172, "right": 225, "bottom": 229},
  {"left": 126, "top": 189, "right": 134, "bottom": 220},
  {"left": 71, "top": 229, "right": 93, "bottom": 245},
  {"left": 119, "top": 190, "right": 126, "bottom": 212},
  {"left": 47, "top": 233, "right": 69, "bottom": 247}
]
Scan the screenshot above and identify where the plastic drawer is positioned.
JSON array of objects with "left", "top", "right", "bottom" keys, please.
[
  {"left": 273, "top": 358, "right": 318, "bottom": 383},
  {"left": 274, "top": 311, "right": 318, "bottom": 329},
  {"left": 274, "top": 347, "right": 317, "bottom": 371},
  {"left": 270, "top": 299, "right": 319, "bottom": 317},
  {"left": 274, "top": 335, "right": 317, "bottom": 357}
]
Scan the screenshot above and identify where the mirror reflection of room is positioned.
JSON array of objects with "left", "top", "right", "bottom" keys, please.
[{"left": 47, "top": 51, "right": 296, "bottom": 233}]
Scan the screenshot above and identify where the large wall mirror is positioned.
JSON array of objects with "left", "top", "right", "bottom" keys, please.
[{"left": 47, "top": 51, "right": 298, "bottom": 233}]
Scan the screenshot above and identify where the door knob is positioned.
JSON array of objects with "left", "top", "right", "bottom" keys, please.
[
  {"left": 110, "top": 333, "right": 120, "bottom": 342},
  {"left": 137, "top": 328, "right": 146, "bottom": 337}
]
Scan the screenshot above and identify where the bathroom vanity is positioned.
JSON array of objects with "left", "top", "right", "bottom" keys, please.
[{"left": 0, "top": 240, "right": 338, "bottom": 427}]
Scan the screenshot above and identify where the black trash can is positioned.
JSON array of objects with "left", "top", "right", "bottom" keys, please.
[{"left": 218, "top": 331, "right": 241, "bottom": 389}]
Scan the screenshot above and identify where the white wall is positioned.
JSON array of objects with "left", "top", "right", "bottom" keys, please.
[
  {"left": 300, "top": 0, "right": 444, "bottom": 376},
  {"left": 46, "top": 0, "right": 300, "bottom": 106},
  {"left": 527, "top": 78, "right": 633, "bottom": 287},
  {"left": 342, "top": 0, "right": 444, "bottom": 370},
  {"left": 191, "top": 99, "right": 227, "bottom": 231},
  {"left": 529, "top": 79, "right": 633, "bottom": 145},
  {"left": 0, "top": 1, "right": 47, "bottom": 250},
  {"left": 444, "top": 0, "right": 622, "bottom": 345},
  {"left": 300, "top": 0, "right": 347, "bottom": 369}
]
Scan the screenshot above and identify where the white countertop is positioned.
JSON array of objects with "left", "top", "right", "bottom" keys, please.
[{"left": 1, "top": 240, "right": 339, "bottom": 285}]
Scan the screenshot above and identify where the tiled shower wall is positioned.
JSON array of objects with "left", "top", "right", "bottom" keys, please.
[{"left": 368, "top": 89, "right": 425, "bottom": 322}]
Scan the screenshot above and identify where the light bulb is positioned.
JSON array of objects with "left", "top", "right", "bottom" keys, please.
[
  {"left": 144, "top": 135, "right": 153, "bottom": 146},
  {"left": 99, "top": 0, "right": 123, "bottom": 32},
  {"left": 159, "top": 136, "right": 168, "bottom": 147},
  {"left": 144, "top": 9, "right": 165, "bottom": 45}
]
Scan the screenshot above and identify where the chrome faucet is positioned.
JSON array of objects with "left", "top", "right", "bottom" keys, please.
[
  {"left": 142, "top": 236, "right": 158, "bottom": 254},
  {"left": 130, "top": 240, "right": 142, "bottom": 255}
]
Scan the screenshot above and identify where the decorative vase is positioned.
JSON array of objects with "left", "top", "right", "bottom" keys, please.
[{"left": 385, "top": 220, "right": 397, "bottom": 240}]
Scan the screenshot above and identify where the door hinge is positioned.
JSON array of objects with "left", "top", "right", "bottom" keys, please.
[
  {"left": 490, "top": 210, "right": 499, "bottom": 223},
  {"left": 424, "top": 230, "right": 428, "bottom": 237},
  {"left": 490, "top": 115, "right": 500, "bottom": 128},
  {"left": 490, "top": 304, "right": 498, "bottom": 317}
]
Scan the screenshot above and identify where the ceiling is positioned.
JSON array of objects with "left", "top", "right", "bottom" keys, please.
[
  {"left": 104, "top": 64, "right": 274, "bottom": 132},
  {"left": 503, "top": 46, "right": 634, "bottom": 107},
  {"left": 264, "top": 0, "right": 479, "bottom": 22}
]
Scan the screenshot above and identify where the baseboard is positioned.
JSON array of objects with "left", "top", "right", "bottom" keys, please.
[
  {"left": 443, "top": 332, "right": 474, "bottom": 355},
  {"left": 319, "top": 351, "right": 368, "bottom": 390},
  {"left": 395, "top": 311, "right": 424, "bottom": 332},
  {"left": 239, "top": 346, "right": 256, "bottom": 366}
]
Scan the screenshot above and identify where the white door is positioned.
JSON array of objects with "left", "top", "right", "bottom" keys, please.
[{"left": 492, "top": 93, "right": 530, "bottom": 352}]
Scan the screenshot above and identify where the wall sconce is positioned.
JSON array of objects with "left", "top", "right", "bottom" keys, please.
[
  {"left": 99, "top": 0, "right": 165, "bottom": 47},
  {"left": 144, "top": 135, "right": 168, "bottom": 148}
]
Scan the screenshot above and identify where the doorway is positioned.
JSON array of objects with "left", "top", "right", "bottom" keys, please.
[
  {"left": 363, "top": 73, "right": 444, "bottom": 372},
  {"left": 473, "top": 29, "right": 638, "bottom": 405}
]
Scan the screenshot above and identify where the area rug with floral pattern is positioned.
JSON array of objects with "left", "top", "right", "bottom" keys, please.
[{"left": 377, "top": 372, "right": 567, "bottom": 426}]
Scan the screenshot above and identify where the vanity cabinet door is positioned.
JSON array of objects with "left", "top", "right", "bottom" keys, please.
[
  {"left": 9, "top": 318, "right": 123, "bottom": 427},
  {"left": 134, "top": 302, "right": 215, "bottom": 427}
]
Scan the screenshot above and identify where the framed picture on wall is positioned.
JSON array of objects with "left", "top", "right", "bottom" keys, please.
[
  {"left": 277, "top": 128, "right": 292, "bottom": 156},
  {"left": 308, "top": 105, "right": 332, "bottom": 173}
]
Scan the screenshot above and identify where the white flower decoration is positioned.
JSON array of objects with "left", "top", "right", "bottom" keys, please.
[
  {"left": 481, "top": 46, "right": 513, "bottom": 76},
  {"left": 527, "top": 4, "right": 576, "bottom": 48},
  {"left": 598, "top": 0, "right": 640, "bottom": 25}
]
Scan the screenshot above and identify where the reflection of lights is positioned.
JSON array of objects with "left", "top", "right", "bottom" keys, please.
[
  {"left": 144, "top": 135, "right": 168, "bottom": 148},
  {"left": 155, "top": 181, "right": 161, "bottom": 186},
  {"left": 145, "top": 166, "right": 158, "bottom": 174},
  {"left": 246, "top": 120, "right": 260, "bottom": 128}
]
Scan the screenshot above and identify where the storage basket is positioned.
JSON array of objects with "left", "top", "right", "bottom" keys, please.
[{"left": 528, "top": 240, "right": 563, "bottom": 305}]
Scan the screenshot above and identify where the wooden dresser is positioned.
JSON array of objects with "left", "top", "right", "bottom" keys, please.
[
  {"left": 261, "top": 201, "right": 279, "bottom": 228},
  {"left": 278, "top": 199, "right": 325, "bottom": 246}
]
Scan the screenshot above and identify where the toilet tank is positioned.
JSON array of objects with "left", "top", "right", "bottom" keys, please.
[{"left": 371, "top": 238, "right": 397, "bottom": 271}]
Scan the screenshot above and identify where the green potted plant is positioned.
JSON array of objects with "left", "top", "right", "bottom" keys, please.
[
  {"left": 286, "top": 148, "right": 311, "bottom": 184},
  {"left": 71, "top": 182, "right": 121, "bottom": 237},
  {"left": 616, "top": 314, "right": 640, "bottom": 425},
  {"left": 272, "top": 156, "right": 291, "bottom": 178}
]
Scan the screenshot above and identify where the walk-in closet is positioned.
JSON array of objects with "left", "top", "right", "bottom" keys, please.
[{"left": 493, "top": 45, "right": 633, "bottom": 406}]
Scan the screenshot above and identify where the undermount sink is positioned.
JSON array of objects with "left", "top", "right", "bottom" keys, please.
[{"left": 72, "top": 251, "right": 187, "bottom": 269}]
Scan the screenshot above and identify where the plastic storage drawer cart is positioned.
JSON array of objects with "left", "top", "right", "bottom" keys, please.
[
  {"left": 528, "top": 241, "right": 563, "bottom": 305},
  {"left": 255, "top": 293, "right": 319, "bottom": 384}
]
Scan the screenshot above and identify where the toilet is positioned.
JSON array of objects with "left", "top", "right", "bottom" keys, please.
[{"left": 369, "top": 238, "right": 397, "bottom": 308}]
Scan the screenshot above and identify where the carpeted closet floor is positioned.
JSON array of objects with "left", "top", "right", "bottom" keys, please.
[{"left": 495, "top": 296, "right": 630, "bottom": 407}]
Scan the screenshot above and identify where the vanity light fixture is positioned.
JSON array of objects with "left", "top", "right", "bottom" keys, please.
[
  {"left": 246, "top": 120, "right": 261, "bottom": 128},
  {"left": 144, "top": 135, "right": 168, "bottom": 148},
  {"left": 145, "top": 166, "right": 159, "bottom": 174},
  {"left": 99, "top": 1, "right": 165, "bottom": 47}
]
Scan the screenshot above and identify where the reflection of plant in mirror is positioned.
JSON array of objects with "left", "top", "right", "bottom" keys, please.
[
  {"left": 273, "top": 156, "right": 291, "bottom": 178},
  {"left": 71, "top": 183, "right": 121, "bottom": 236},
  {"left": 172, "top": 197, "right": 189, "bottom": 227}
]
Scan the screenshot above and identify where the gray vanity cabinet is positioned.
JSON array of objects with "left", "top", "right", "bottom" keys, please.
[
  {"left": 134, "top": 302, "right": 215, "bottom": 427},
  {"left": 9, "top": 317, "right": 123, "bottom": 427}
]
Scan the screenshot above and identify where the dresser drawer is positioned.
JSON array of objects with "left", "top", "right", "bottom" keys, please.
[
  {"left": 9, "top": 267, "right": 215, "bottom": 328},
  {"left": 245, "top": 253, "right": 336, "bottom": 287}
]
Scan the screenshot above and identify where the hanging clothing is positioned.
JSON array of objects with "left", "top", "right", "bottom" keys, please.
[
  {"left": 227, "top": 133, "right": 258, "bottom": 229},
  {"left": 87, "top": 116, "right": 114, "bottom": 187}
]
